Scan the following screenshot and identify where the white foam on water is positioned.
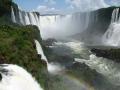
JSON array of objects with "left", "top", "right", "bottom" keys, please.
[
  {"left": 0, "top": 64, "right": 43, "bottom": 90},
  {"left": 47, "top": 63, "right": 65, "bottom": 74},
  {"left": 75, "top": 54, "right": 120, "bottom": 85}
]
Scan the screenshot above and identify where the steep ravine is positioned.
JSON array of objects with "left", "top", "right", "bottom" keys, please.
[{"left": 1, "top": 0, "right": 120, "bottom": 90}]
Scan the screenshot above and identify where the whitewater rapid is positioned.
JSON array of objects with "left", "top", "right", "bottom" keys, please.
[
  {"left": 54, "top": 41, "right": 120, "bottom": 86},
  {"left": 75, "top": 54, "right": 120, "bottom": 86},
  {"left": 69, "top": 42, "right": 120, "bottom": 86},
  {"left": 0, "top": 64, "right": 43, "bottom": 90}
]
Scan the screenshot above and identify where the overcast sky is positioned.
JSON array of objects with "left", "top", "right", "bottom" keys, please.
[{"left": 13, "top": 0, "right": 120, "bottom": 14}]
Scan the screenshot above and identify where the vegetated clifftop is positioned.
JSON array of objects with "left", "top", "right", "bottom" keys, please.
[
  {"left": 0, "top": 0, "right": 12, "bottom": 16},
  {"left": 71, "top": 7, "right": 118, "bottom": 44},
  {"left": 0, "top": 25, "right": 47, "bottom": 88},
  {"left": 0, "top": 0, "right": 17, "bottom": 24},
  {"left": 0, "top": 0, "right": 48, "bottom": 89}
]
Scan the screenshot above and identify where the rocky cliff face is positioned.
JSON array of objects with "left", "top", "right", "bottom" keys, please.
[
  {"left": 91, "top": 48, "right": 120, "bottom": 62},
  {"left": 72, "top": 7, "right": 119, "bottom": 44},
  {"left": 0, "top": 0, "right": 48, "bottom": 89},
  {"left": 0, "top": 25, "right": 48, "bottom": 88},
  {"left": 0, "top": 0, "right": 12, "bottom": 16},
  {"left": 0, "top": 0, "right": 18, "bottom": 24}
]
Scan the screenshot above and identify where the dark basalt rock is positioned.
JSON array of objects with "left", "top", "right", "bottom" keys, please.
[
  {"left": 43, "top": 38, "right": 57, "bottom": 46},
  {"left": 38, "top": 54, "right": 42, "bottom": 59},
  {"left": 56, "top": 55, "right": 74, "bottom": 64},
  {"left": 0, "top": 69, "right": 8, "bottom": 75},
  {"left": 0, "top": 66, "right": 9, "bottom": 76},
  {"left": 0, "top": 73, "right": 2, "bottom": 81},
  {"left": 71, "top": 7, "right": 119, "bottom": 44},
  {"left": 0, "top": 0, "right": 12, "bottom": 16},
  {"left": 38, "top": 54, "right": 47, "bottom": 67},
  {"left": 0, "top": 55, "right": 6, "bottom": 64},
  {"left": 48, "top": 54, "right": 74, "bottom": 66},
  {"left": 91, "top": 48, "right": 120, "bottom": 62}
]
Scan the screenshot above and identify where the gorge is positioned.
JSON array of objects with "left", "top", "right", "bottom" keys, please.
[{"left": 1, "top": 0, "right": 120, "bottom": 90}]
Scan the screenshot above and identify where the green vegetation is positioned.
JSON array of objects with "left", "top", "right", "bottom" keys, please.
[
  {"left": 0, "top": 0, "right": 19, "bottom": 25},
  {"left": 0, "top": 25, "right": 47, "bottom": 88},
  {"left": 0, "top": 0, "right": 12, "bottom": 16},
  {"left": 0, "top": 0, "right": 48, "bottom": 89}
]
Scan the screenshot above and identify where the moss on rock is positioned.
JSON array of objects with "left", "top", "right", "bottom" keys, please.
[
  {"left": 91, "top": 48, "right": 120, "bottom": 62},
  {"left": 0, "top": 25, "right": 47, "bottom": 88}
]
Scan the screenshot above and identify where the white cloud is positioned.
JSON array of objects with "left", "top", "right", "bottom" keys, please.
[
  {"left": 36, "top": 0, "right": 120, "bottom": 14},
  {"left": 37, "top": 5, "right": 48, "bottom": 12},
  {"left": 66, "top": 0, "right": 109, "bottom": 11},
  {"left": 36, "top": 5, "right": 60, "bottom": 14},
  {"left": 67, "top": 4, "right": 74, "bottom": 10},
  {"left": 44, "top": 0, "right": 56, "bottom": 5}
]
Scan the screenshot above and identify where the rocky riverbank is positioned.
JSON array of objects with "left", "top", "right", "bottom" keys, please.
[{"left": 91, "top": 48, "right": 120, "bottom": 62}]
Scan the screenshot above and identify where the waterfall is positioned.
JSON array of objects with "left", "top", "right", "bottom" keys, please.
[
  {"left": 29, "top": 13, "right": 37, "bottom": 25},
  {"left": 103, "top": 8, "right": 120, "bottom": 46},
  {"left": 35, "top": 40, "right": 47, "bottom": 61},
  {"left": 19, "top": 10, "right": 24, "bottom": 24},
  {"left": 18, "top": 10, "right": 41, "bottom": 28},
  {"left": 25, "top": 13, "right": 31, "bottom": 25},
  {"left": 11, "top": 7, "right": 64, "bottom": 73},
  {"left": 35, "top": 40, "right": 64, "bottom": 74},
  {"left": 11, "top": 7, "right": 94, "bottom": 39},
  {"left": 111, "top": 8, "right": 119, "bottom": 23},
  {"left": 0, "top": 64, "right": 43, "bottom": 90},
  {"left": 11, "top": 7, "right": 16, "bottom": 23},
  {"left": 39, "top": 13, "right": 92, "bottom": 39}
]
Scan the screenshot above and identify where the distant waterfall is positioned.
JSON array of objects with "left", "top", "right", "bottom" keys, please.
[
  {"left": 0, "top": 64, "right": 43, "bottom": 90},
  {"left": 19, "top": 10, "right": 24, "bottom": 24},
  {"left": 103, "top": 8, "right": 120, "bottom": 46},
  {"left": 11, "top": 7, "right": 16, "bottom": 23},
  {"left": 11, "top": 7, "right": 94, "bottom": 39},
  {"left": 39, "top": 13, "right": 92, "bottom": 39},
  {"left": 12, "top": 8, "right": 41, "bottom": 29},
  {"left": 18, "top": 11, "right": 41, "bottom": 28}
]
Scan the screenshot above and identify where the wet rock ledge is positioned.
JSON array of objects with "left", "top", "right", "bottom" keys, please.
[{"left": 91, "top": 48, "right": 120, "bottom": 62}]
